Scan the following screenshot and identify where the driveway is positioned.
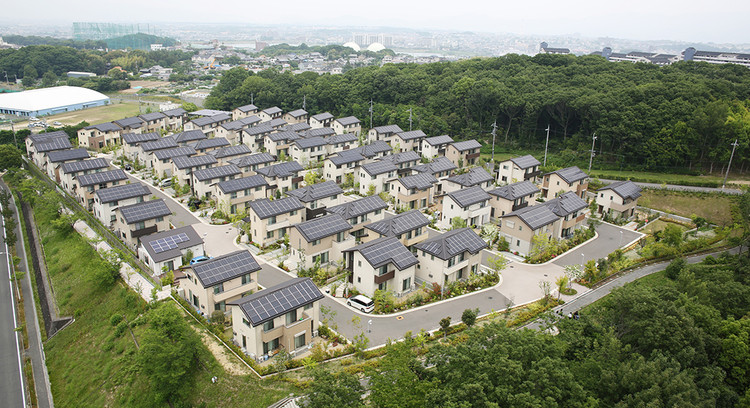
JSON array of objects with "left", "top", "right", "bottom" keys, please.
[{"left": 553, "top": 222, "right": 643, "bottom": 267}]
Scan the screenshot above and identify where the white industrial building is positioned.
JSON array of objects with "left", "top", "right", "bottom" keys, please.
[{"left": 0, "top": 86, "right": 109, "bottom": 117}]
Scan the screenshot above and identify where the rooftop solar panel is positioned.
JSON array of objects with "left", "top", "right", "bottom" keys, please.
[
  {"left": 149, "top": 233, "right": 190, "bottom": 254},
  {"left": 217, "top": 175, "right": 268, "bottom": 194},
  {"left": 233, "top": 277, "right": 323, "bottom": 326},
  {"left": 77, "top": 169, "right": 127, "bottom": 186},
  {"left": 172, "top": 154, "right": 218, "bottom": 169},
  {"left": 286, "top": 180, "right": 343, "bottom": 202},
  {"left": 118, "top": 199, "right": 171, "bottom": 224},
  {"left": 153, "top": 146, "right": 197, "bottom": 160},
  {"left": 47, "top": 148, "right": 90, "bottom": 163},
  {"left": 414, "top": 228, "right": 487, "bottom": 260},
  {"left": 61, "top": 158, "right": 108, "bottom": 174},
  {"left": 249, "top": 197, "right": 304, "bottom": 219},
  {"left": 192, "top": 250, "right": 261, "bottom": 287},
  {"left": 327, "top": 195, "right": 387, "bottom": 219},
  {"left": 230, "top": 152, "right": 275, "bottom": 168},
  {"left": 95, "top": 183, "right": 151, "bottom": 203},
  {"left": 364, "top": 210, "right": 429, "bottom": 237},
  {"left": 294, "top": 214, "right": 351, "bottom": 242},
  {"left": 122, "top": 132, "right": 160, "bottom": 145},
  {"left": 344, "top": 236, "right": 418, "bottom": 270},
  {"left": 192, "top": 164, "right": 241, "bottom": 181},
  {"left": 141, "top": 137, "right": 177, "bottom": 152}
]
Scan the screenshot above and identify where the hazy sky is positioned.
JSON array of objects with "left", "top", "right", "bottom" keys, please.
[{"left": 5, "top": 0, "right": 750, "bottom": 44}]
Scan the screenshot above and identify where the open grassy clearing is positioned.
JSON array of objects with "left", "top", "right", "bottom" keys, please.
[
  {"left": 41, "top": 102, "right": 142, "bottom": 126},
  {"left": 638, "top": 189, "right": 736, "bottom": 226},
  {"left": 639, "top": 219, "right": 688, "bottom": 235},
  {"left": 588, "top": 169, "right": 728, "bottom": 185}
]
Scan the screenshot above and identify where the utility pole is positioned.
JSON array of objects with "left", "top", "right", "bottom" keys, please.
[
  {"left": 723, "top": 139, "right": 740, "bottom": 189},
  {"left": 10, "top": 122, "right": 17, "bottom": 147},
  {"left": 369, "top": 99, "right": 374, "bottom": 129},
  {"left": 408, "top": 107, "right": 413, "bottom": 132},
  {"left": 588, "top": 132, "right": 597, "bottom": 173},
  {"left": 543, "top": 125, "right": 550, "bottom": 167},
  {"left": 2, "top": 71, "right": 7, "bottom": 85},
  {"left": 250, "top": 93, "right": 254, "bottom": 105},
  {"left": 490, "top": 121, "right": 497, "bottom": 162},
  {"left": 302, "top": 95, "right": 306, "bottom": 111}
]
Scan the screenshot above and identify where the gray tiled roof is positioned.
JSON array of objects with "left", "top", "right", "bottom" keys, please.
[
  {"left": 139, "top": 112, "right": 166, "bottom": 121},
  {"left": 304, "top": 127, "right": 336, "bottom": 138},
  {"left": 211, "top": 144, "right": 251, "bottom": 159},
  {"left": 84, "top": 122, "right": 121, "bottom": 132},
  {"left": 141, "top": 225, "right": 202, "bottom": 264},
  {"left": 503, "top": 203, "right": 559, "bottom": 230},
  {"left": 372, "top": 124, "right": 403, "bottom": 134},
  {"left": 122, "top": 132, "right": 160, "bottom": 145},
  {"left": 174, "top": 130, "right": 207, "bottom": 143},
  {"left": 61, "top": 158, "right": 108, "bottom": 174},
  {"left": 286, "top": 109, "right": 308, "bottom": 118},
  {"left": 326, "top": 133, "right": 357, "bottom": 145},
  {"left": 282, "top": 122, "right": 311, "bottom": 133},
  {"left": 244, "top": 124, "right": 274, "bottom": 137},
  {"left": 327, "top": 195, "right": 387, "bottom": 219},
  {"left": 398, "top": 173, "right": 437, "bottom": 190},
  {"left": 415, "top": 228, "right": 487, "bottom": 260},
  {"left": 262, "top": 106, "right": 282, "bottom": 115},
  {"left": 294, "top": 213, "right": 351, "bottom": 242},
  {"left": 343, "top": 236, "right": 418, "bottom": 270},
  {"left": 256, "top": 161, "right": 303, "bottom": 178},
  {"left": 328, "top": 150, "right": 365, "bottom": 166},
  {"left": 172, "top": 154, "right": 217, "bottom": 170},
  {"left": 77, "top": 169, "right": 127, "bottom": 187},
  {"left": 450, "top": 139, "right": 481, "bottom": 151},
  {"left": 412, "top": 157, "right": 457, "bottom": 175},
  {"left": 364, "top": 210, "right": 429, "bottom": 237},
  {"left": 446, "top": 167, "right": 493, "bottom": 187},
  {"left": 311, "top": 112, "right": 333, "bottom": 121},
  {"left": 118, "top": 198, "right": 171, "bottom": 224},
  {"left": 153, "top": 146, "right": 197, "bottom": 160},
  {"left": 230, "top": 152, "right": 275, "bottom": 168},
  {"left": 287, "top": 180, "right": 342, "bottom": 203},
  {"left": 191, "top": 250, "right": 260, "bottom": 287},
  {"left": 95, "top": 183, "right": 151, "bottom": 203},
  {"left": 190, "top": 113, "right": 231, "bottom": 127},
  {"left": 397, "top": 130, "right": 427, "bottom": 141},
  {"left": 446, "top": 186, "right": 491, "bottom": 208},
  {"left": 295, "top": 136, "right": 327, "bottom": 149},
  {"left": 361, "top": 160, "right": 397, "bottom": 177},
  {"left": 47, "top": 148, "right": 89, "bottom": 163},
  {"left": 249, "top": 197, "right": 304, "bottom": 220},
  {"left": 378, "top": 150, "right": 420, "bottom": 165},
  {"left": 544, "top": 191, "right": 587, "bottom": 217},
  {"left": 509, "top": 155, "right": 541, "bottom": 169},
  {"left": 192, "top": 164, "right": 241, "bottom": 182},
  {"left": 141, "top": 136, "right": 177, "bottom": 152},
  {"left": 488, "top": 180, "right": 540, "bottom": 200},
  {"left": 114, "top": 116, "right": 144, "bottom": 129},
  {"left": 217, "top": 175, "right": 268, "bottom": 194},
  {"left": 267, "top": 131, "right": 301, "bottom": 142},
  {"left": 235, "top": 104, "right": 258, "bottom": 113},
  {"left": 162, "top": 107, "right": 187, "bottom": 117},
  {"left": 230, "top": 277, "right": 323, "bottom": 327},
  {"left": 549, "top": 166, "right": 588, "bottom": 184},
  {"left": 190, "top": 137, "right": 230, "bottom": 150},
  {"left": 29, "top": 131, "right": 67, "bottom": 144},
  {"left": 423, "top": 135, "right": 454, "bottom": 146},
  {"left": 268, "top": 118, "right": 288, "bottom": 128},
  {"left": 598, "top": 180, "right": 642, "bottom": 200},
  {"left": 335, "top": 116, "right": 360, "bottom": 126}
]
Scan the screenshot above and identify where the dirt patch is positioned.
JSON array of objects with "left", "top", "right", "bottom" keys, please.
[
  {"left": 120, "top": 80, "right": 170, "bottom": 93},
  {"left": 191, "top": 325, "right": 250, "bottom": 376}
]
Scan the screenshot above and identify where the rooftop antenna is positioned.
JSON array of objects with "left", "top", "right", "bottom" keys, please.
[
  {"left": 588, "top": 132, "right": 597, "bottom": 173},
  {"left": 490, "top": 121, "right": 497, "bottom": 162},
  {"left": 369, "top": 99, "right": 374, "bottom": 129},
  {"left": 408, "top": 107, "right": 413, "bottom": 131}
]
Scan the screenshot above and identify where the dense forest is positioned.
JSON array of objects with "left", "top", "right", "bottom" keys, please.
[
  {"left": 307, "top": 251, "right": 750, "bottom": 407},
  {"left": 205, "top": 56, "right": 750, "bottom": 173}
]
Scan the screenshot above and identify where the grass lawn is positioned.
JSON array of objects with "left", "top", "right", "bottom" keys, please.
[
  {"left": 588, "top": 169, "right": 726, "bottom": 186},
  {"left": 41, "top": 102, "right": 141, "bottom": 127},
  {"left": 639, "top": 219, "right": 688, "bottom": 235},
  {"left": 639, "top": 189, "right": 736, "bottom": 226}
]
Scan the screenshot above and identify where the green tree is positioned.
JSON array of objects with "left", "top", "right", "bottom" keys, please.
[
  {"left": 304, "top": 368, "right": 365, "bottom": 408},
  {"left": 0, "top": 144, "right": 23, "bottom": 170},
  {"left": 138, "top": 303, "right": 200, "bottom": 404},
  {"left": 41, "top": 70, "right": 57, "bottom": 87},
  {"left": 439, "top": 316, "right": 451, "bottom": 338},
  {"left": 662, "top": 224, "right": 684, "bottom": 247},
  {"left": 22, "top": 65, "right": 38, "bottom": 87},
  {"left": 664, "top": 257, "right": 686, "bottom": 280},
  {"left": 450, "top": 216, "right": 466, "bottom": 230},
  {"left": 461, "top": 308, "right": 478, "bottom": 327},
  {"left": 181, "top": 102, "right": 198, "bottom": 112},
  {"left": 368, "top": 341, "right": 434, "bottom": 408}
]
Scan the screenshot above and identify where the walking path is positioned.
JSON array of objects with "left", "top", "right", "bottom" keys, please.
[{"left": 598, "top": 178, "right": 743, "bottom": 195}]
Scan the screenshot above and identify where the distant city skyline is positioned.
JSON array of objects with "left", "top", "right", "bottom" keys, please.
[{"left": 2, "top": 0, "right": 750, "bottom": 44}]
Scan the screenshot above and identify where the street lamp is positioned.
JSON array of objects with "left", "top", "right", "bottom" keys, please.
[
  {"left": 367, "top": 319, "right": 372, "bottom": 333},
  {"left": 580, "top": 253, "right": 585, "bottom": 266}
]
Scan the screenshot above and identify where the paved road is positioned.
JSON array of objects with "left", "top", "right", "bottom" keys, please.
[
  {"left": 553, "top": 222, "right": 643, "bottom": 267},
  {"left": 0, "top": 203, "right": 26, "bottom": 408},
  {"left": 598, "top": 179, "right": 743, "bottom": 195}
]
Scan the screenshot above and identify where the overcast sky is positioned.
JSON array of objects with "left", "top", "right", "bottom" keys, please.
[{"left": 4, "top": 0, "right": 750, "bottom": 44}]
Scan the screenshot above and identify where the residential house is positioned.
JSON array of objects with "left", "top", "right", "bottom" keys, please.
[
  {"left": 303, "top": 127, "right": 336, "bottom": 139},
  {"left": 358, "top": 161, "right": 397, "bottom": 196},
  {"left": 389, "top": 173, "right": 437, "bottom": 210},
  {"left": 210, "top": 144, "right": 252, "bottom": 165},
  {"left": 344, "top": 237, "right": 418, "bottom": 297},
  {"left": 332, "top": 116, "right": 361, "bottom": 135},
  {"left": 421, "top": 135, "right": 454, "bottom": 158},
  {"left": 258, "top": 107, "right": 283, "bottom": 122},
  {"left": 412, "top": 156, "right": 457, "bottom": 182},
  {"left": 138, "top": 112, "right": 167, "bottom": 133},
  {"left": 139, "top": 226, "right": 205, "bottom": 275},
  {"left": 324, "top": 150, "right": 365, "bottom": 185},
  {"left": 229, "top": 277, "right": 322, "bottom": 359},
  {"left": 45, "top": 148, "right": 90, "bottom": 182},
  {"left": 26, "top": 131, "right": 69, "bottom": 164},
  {"left": 114, "top": 199, "right": 172, "bottom": 249},
  {"left": 439, "top": 186, "right": 491, "bottom": 229},
  {"left": 174, "top": 129, "right": 207, "bottom": 146},
  {"left": 488, "top": 180, "right": 540, "bottom": 219},
  {"left": 191, "top": 164, "right": 242, "bottom": 199},
  {"left": 215, "top": 175, "right": 269, "bottom": 215},
  {"left": 182, "top": 250, "right": 261, "bottom": 315},
  {"left": 325, "top": 133, "right": 358, "bottom": 155},
  {"left": 326, "top": 195, "right": 387, "bottom": 238},
  {"left": 309, "top": 112, "right": 334, "bottom": 128},
  {"left": 289, "top": 213, "right": 352, "bottom": 268},
  {"left": 93, "top": 183, "right": 151, "bottom": 227},
  {"left": 595, "top": 180, "right": 641, "bottom": 219},
  {"left": 172, "top": 155, "right": 218, "bottom": 187},
  {"left": 59, "top": 158, "right": 108, "bottom": 195},
  {"left": 541, "top": 166, "right": 589, "bottom": 199},
  {"left": 414, "top": 228, "right": 487, "bottom": 285},
  {"left": 242, "top": 124, "right": 274, "bottom": 151},
  {"left": 392, "top": 130, "right": 427, "bottom": 152},
  {"left": 286, "top": 180, "right": 343, "bottom": 221},
  {"left": 378, "top": 150, "right": 421, "bottom": 176},
  {"left": 77, "top": 122, "right": 122, "bottom": 149},
  {"left": 114, "top": 116, "right": 145, "bottom": 134},
  {"left": 283, "top": 109, "right": 308, "bottom": 124},
  {"left": 264, "top": 131, "right": 300, "bottom": 158},
  {"left": 184, "top": 113, "right": 231, "bottom": 136},
  {"left": 256, "top": 161, "right": 304, "bottom": 195},
  {"left": 291, "top": 137, "right": 328, "bottom": 164},
  {"left": 267, "top": 118, "right": 288, "bottom": 130},
  {"left": 351, "top": 140, "right": 391, "bottom": 162},
  {"left": 232, "top": 104, "right": 259, "bottom": 120},
  {"left": 122, "top": 132, "right": 160, "bottom": 161},
  {"left": 190, "top": 137, "right": 230, "bottom": 154},
  {"left": 367, "top": 124, "right": 403, "bottom": 144},
  {"left": 231, "top": 153, "right": 275, "bottom": 176},
  {"left": 137, "top": 137, "right": 178, "bottom": 168},
  {"left": 216, "top": 116, "right": 261, "bottom": 144},
  {"left": 152, "top": 146, "right": 197, "bottom": 178},
  {"left": 162, "top": 107, "right": 187, "bottom": 130},
  {"left": 442, "top": 167, "right": 494, "bottom": 195},
  {"left": 362, "top": 210, "right": 430, "bottom": 249},
  {"left": 76, "top": 169, "right": 128, "bottom": 210},
  {"left": 282, "top": 122, "right": 311, "bottom": 134},
  {"left": 247, "top": 197, "right": 304, "bottom": 247},
  {"left": 497, "top": 155, "right": 542, "bottom": 184},
  {"left": 446, "top": 139, "right": 481, "bottom": 167}
]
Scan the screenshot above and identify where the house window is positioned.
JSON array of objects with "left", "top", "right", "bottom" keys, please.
[
  {"left": 214, "top": 301, "right": 225, "bottom": 311},
  {"left": 516, "top": 239, "right": 520, "bottom": 246},
  {"left": 231, "top": 192, "right": 238, "bottom": 199},
  {"left": 378, "top": 282, "right": 386, "bottom": 291},
  {"left": 375, "top": 209, "right": 381, "bottom": 215},
  {"left": 336, "top": 232, "right": 346, "bottom": 242},
  {"left": 286, "top": 309, "right": 298, "bottom": 325},
  {"left": 294, "top": 333, "right": 306, "bottom": 349},
  {"left": 213, "top": 283, "right": 224, "bottom": 294},
  {"left": 242, "top": 318, "right": 251, "bottom": 328},
  {"left": 312, "top": 239, "right": 320, "bottom": 246},
  {"left": 378, "top": 265, "right": 388, "bottom": 276},
  {"left": 290, "top": 210, "right": 297, "bottom": 216},
  {"left": 402, "top": 277, "right": 411, "bottom": 291},
  {"left": 304, "top": 303, "right": 313, "bottom": 310},
  {"left": 266, "top": 230, "right": 274, "bottom": 239},
  {"left": 242, "top": 273, "right": 253, "bottom": 284},
  {"left": 156, "top": 216, "right": 164, "bottom": 223},
  {"left": 263, "top": 320, "right": 275, "bottom": 332}
]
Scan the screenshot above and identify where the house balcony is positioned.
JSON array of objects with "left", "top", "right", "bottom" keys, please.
[
  {"left": 260, "top": 312, "right": 312, "bottom": 343},
  {"left": 292, "top": 176, "right": 304, "bottom": 184},
  {"left": 512, "top": 201, "right": 529, "bottom": 211},
  {"left": 374, "top": 270, "right": 395, "bottom": 284},
  {"left": 267, "top": 218, "right": 291, "bottom": 231},
  {"left": 524, "top": 170, "right": 542, "bottom": 180},
  {"left": 131, "top": 224, "right": 158, "bottom": 238},
  {"left": 306, "top": 207, "right": 327, "bottom": 220},
  {"left": 466, "top": 152, "right": 480, "bottom": 160}
]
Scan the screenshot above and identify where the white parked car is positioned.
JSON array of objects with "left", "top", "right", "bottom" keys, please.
[{"left": 347, "top": 295, "right": 375, "bottom": 313}]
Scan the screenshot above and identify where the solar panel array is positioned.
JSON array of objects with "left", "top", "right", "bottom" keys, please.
[
  {"left": 606, "top": 180, "right": 642, "bottom": 200},
  {"left": 413, "top": 157, "right": 457, "bottom": 175},
  {"left": 554, "top": 166, "right": 588, "bottom": 184},
  {"left": 286, "top": 109, "right": 307, "bottom": 117},
  {"left": 424, "top": 135, "right": 454, "bottom": 146},
  {"left": 162, "top": 107, "right": 187, "bottom": 117},
  {"left": 359, "top": 141, "right": 392, "bottom": 157},
  {"left": 139, "top": 112, "right": 166, "bottom": 121},
  {"left": 119, "top": 199, "right": 171, "bottom": 224},
  {"left": 415, "top": 228, "right": 487, "bottom": 260},
  {"left": 95, "top": 183, "right": 151, "bottom": 203},
  {"left": 230, "top": 152, "right": 275, "bottom": 168},
  {"left": 356, "top": 237, "right": 419, "bottom": 270},
  {"left": 174, "top": 130, "right": 207, "bottom": 143},
  {"left": 287, "top": 180, "right": 343, "bottom": 202},
  {"left": 311, "top": 112, "right": 333, "bottom": 121},
  {"left": 335, "top": 116, "right": 360, "bottom": 126},
  {"left": 295, "top": 136, "right": 327, "bottom": 149},
  {"left": 250, "top": 197, "right": 304, "bottom": 219},
  {"left": 239, "top": 115, "right": 262, "bottom": 126},
  {"left": 213, "top": 144, "right": 251, "bottom": 158},
  {"left": 447, "top": 167, "right": 493, "bottom": 187},
  {"left": 245, "top": 124, "right": 273, "bottom": 136},
  {"left": 451, "top": 139, "right": 482, "bottom": 151},
  {"left": 192, "top": 250, "right": 260, "bottom": 287},
  {"left": 268, "top": 118, "right": 288, "bottom": 128},
  {"left": 239, "top": 278, "right": 323, "bottom": 326},
  {"left": 193, "top": 164, "right": 241, "bottom": 181},
  {"left": 295, "top": 214, "right": 351, "bottom": 242},
  {"left": 29, "top": 131, "right": 67, "bottom": 144},
  {"left": 365, "top": 210, "right": 429, "bottom": 237},
  {"left": 149, "top": 233, "right": 190, "bottom": 254},
  {"left": 326, "top": 133, "right": 357, "bottom": 145},
  {"left": 77, "top": 169, "right": 127, "bottom": 186},
  {"left": 327, "top": 195, "right": 387, "bottom": 219},
  {"left": 141, "top": 137, "right": 177, "bottom": 152},
  {"left": 399, "top": 173, "right": 438, "bottom": 190},
  {"left": 61, "top": 158, "right": 108, "bottom": 174},
  {"left": 172, "top": 154, "right": 217, "bottom": 169},
  {"left": 362, "top": 160, "right": 397, "bottom": 176},
  {"left": 489, "top": 180, "right": 540, "bottom": 200},
  {"left": 329, "top": 151, "right": 365, "bottom": 166},
  {"left": 263, "top": 106, "right": 282, "bottom": 115},
  {"left": 154, "top": 146, "right": 197, "bottom": 160},
  {"left": 372, "top": 124, "right": 403, "bottom": 134},
  {"left": 283, "top": 122, "right": 311, "bottom": 132},
  {"left": 380, "top": 150, "right": 420, "bottom": 165},
  {"left": 217, "top": 175, "right": 268, "bottom": 194},
  {"left": 89, "top": 122, "right": 122, "bottom": 132},
  {"left": 256, "top": 161, "right": 303, "bottom": 178},
  {"left": 397, "top": 130, "right": 427, "bottom": 140},
  {"left": 510, "top": 155, "right": 541, "bottom": 169},
  {"left": 236, "top": 104, "right": 258, "bottom": 113},
  {"left": 447, "top": 186, "right": 490, "bottom": 208},
  {"left": 511, "top": 204, "right": 560, "bottom": 230},
  {"left": 304, "top": 127, "right": 335, "bottom": 138},
  {"left": 122, "top": 132, "right": 159, "bottom": 145},
  {"left": 115, "top": 116, "right": 144, "bottom": 128},
  {"left": 192, "top": 137, "right": 229, "bottom": 150},
  {"left": 268, "top": 131, "right": 301, "bottom": 142},
  {"left": 545, "top": 192, "right": 587, "bottom": 217},
  {"left": 48, "top": 148, "right": 90, "bottom": 163},
  {"left": 36, "top": 137, "right": 73, "bottom": 152}
]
